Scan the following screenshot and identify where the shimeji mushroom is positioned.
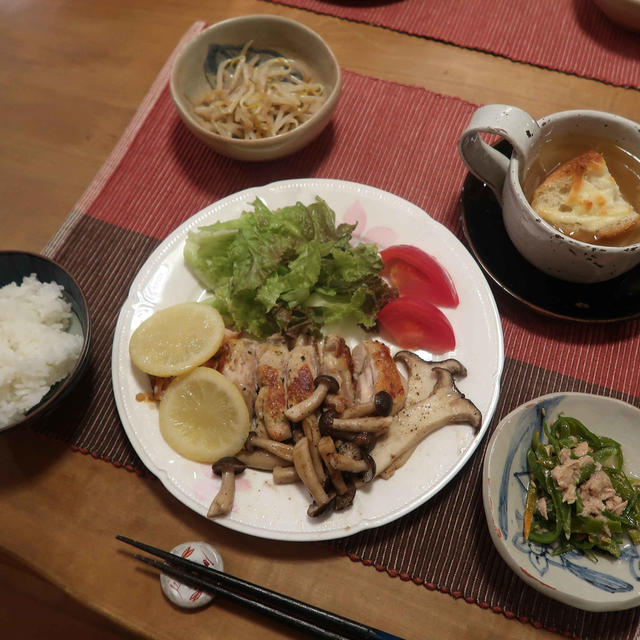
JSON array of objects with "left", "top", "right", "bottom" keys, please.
[
  {"left": 292, "top": 436, "right": 336, "bottom": 517},
  {"left": 349, "top": 431, "right": 377, "bottom": 452},
  {"left": 327, "top": 440, "right": 376, "bottom": 484},
  {"left": 236, "top": 448, "right": 284, "bottom": 471},
  {"left": 317, "top": 436, "right": 349, "bottom": 497},
  {"left": 244, "top": 432, "right": 294, "bottom": 462},
  {"left": 284, "top": 375, "right": 340, "bottom": 423},
  {"left": 335, "top": 481, "right": 356, "bottom": 511},
  {"left": 341, "top": 391, "right": 393, "bottom": 419},
  {"left": 207, "top": 457, "right": 246, "bottom": 517},
  {"left": 301, "top": 415, "right": 326, "bottom": 483},
  {"left": 318, "top": 408, "right": 392, "bottom": 435},
  {"left": 272, "top": 465, "right": 300, "bottom": 484}
]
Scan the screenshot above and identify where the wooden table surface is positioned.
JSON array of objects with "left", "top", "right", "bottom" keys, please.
[{"left": 2, "top": 1, "right": 639, "bottom": 639}]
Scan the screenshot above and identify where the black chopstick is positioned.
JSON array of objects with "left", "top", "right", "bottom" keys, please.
[
  {"left": 136, "top": 554, "right": 354, "bottom": 640},
  {"left": 117, "top": 535, "right": 404, "bottom": 640}
]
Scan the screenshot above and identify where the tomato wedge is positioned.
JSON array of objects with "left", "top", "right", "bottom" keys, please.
[
  {"left": 381, "top": 245, "right": 459, "bottom": 308},
  {"left": 377, "top": 296, "right": 455, "bottom": 353}
]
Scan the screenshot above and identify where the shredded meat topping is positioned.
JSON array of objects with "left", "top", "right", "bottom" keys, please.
[
  {"left": 579, "top": 469, "right": 626, "bottom": 518},
  {"left": 551, "top": 448, "right": 594, "bottom": 504}
]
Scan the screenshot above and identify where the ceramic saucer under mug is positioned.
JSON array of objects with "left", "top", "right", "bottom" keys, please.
[{"left": 460, "top": 142, "right": 640, "bottom": 322}]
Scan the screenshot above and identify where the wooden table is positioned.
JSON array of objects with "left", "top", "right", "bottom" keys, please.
[{"left": 2, "top": 1, "right": 639, "bottom": 639}]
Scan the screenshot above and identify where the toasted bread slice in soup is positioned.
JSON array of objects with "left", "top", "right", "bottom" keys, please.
[{"left": 531, "top": 150, "right": 640, "bottom": 242}]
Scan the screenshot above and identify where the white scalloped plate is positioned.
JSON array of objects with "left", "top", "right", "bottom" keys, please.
[{"left": 112, "top": 179, "right": 504, "bottom": 541}]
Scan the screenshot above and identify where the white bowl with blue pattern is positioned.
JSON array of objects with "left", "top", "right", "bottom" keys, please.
[{"left": 483, "top": 392, "right": 640, "bottom": 611}]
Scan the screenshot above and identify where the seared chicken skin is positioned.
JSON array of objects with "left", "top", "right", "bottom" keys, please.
[
  {"left": 320, "top": 334, "right": 355, "bottom": 414},
  {"left": 352, "top": 340, "right": 406, "bottom": 416},
  {"left": 287, "top": 335, "right": 325, "bottom": 480},
  {"left": 211, "top": 336, "right": 260, "bottom": 419},
  {"left": 255, "top": 335, "right": 290, "bottom": 441},
  {"left": 286, "top": 335, "right": 320, "bottom": 411}
]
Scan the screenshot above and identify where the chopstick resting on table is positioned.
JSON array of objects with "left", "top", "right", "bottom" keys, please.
[{"left": 116, "top": 535, "right": 404, "bottom": 640}]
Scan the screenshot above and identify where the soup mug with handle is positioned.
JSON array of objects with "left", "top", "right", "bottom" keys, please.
[{"left": 458, "top": 104, "right": 640, "bottom": 283}]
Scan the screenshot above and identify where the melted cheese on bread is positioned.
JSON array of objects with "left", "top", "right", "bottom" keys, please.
[{"left": 531, "top": 150, "right": 639, "bottom": 242}]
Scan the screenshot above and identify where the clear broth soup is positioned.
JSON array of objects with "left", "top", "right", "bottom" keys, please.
[{"left": 521, "top": 134, "right": 640, "bottom": 246}]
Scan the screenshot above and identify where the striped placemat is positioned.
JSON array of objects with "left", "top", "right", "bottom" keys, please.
[
  {"left": 37, "top": 22, "right": 640, "bottom": 640},
  {"left": 262, "top": 0, "right": 640, "bottom": 89}
]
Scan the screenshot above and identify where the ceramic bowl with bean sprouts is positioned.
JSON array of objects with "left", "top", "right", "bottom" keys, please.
[{"left": 170, "top": 15, "right": 342, "bottom": 161}]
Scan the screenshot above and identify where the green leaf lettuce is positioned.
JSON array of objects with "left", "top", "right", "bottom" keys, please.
[{"left": 184, "top": 197, "right": 395, "bottom": 339}]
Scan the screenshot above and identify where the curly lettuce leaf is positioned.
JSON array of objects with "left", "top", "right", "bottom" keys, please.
[{"left": 184, "top": 197, "right": 394, "bottom": 339}]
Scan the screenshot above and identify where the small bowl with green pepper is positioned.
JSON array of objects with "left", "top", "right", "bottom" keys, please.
[{"left": 483, "top": 392, "right": 640, "bottom": 612}]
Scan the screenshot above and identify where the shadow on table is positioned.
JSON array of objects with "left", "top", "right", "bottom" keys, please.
[
  {"left": 28, "top": 359, "right": 95, "bottom": 451},
  {"left": 572, "top": 0, "right": 639, "bottom": 59},
  {"left": 1, "top": 363, "right": 94, "bottom": 487}
]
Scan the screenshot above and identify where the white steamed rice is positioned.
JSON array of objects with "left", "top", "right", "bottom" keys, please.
[{"left": 0, "top": 274, "right": 84, "bottom": 428}]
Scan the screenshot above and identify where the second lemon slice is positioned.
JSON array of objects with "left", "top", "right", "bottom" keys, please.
[
  {"left": 158, "top": 366, "right": 250, "bottom": 463},
  {"left": 129, "top": 302, "right": 224, "bottom": 377}
]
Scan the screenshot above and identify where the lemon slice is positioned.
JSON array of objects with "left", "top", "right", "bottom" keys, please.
[
  {"left": 158, "top": 366, "right": 250, "bottom": 463},
  {"left": 129, "top": 302, "right": 224, "bottom": 377}
]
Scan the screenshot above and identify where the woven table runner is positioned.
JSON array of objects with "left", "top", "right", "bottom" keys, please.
[
  {"left": 262, "top": 0, "right": 640, "bottom": 89},
  {"left": 37, "top": 22, "right": 640, "bottom": 640}
]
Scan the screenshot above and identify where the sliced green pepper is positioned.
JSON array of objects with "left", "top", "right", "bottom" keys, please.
[
  {"left": 592, "top": 444, "right": 623, "bottom": 470},
  {"left": 544, "top": 421, "right": 562, "bottom": 456},
  {"left": 576, "top": 461, "right": 596, "bottom": 485},
  {"left": 523, "top": 415, "right": 639, "bottom": 560},
  {"left": 545, "top": 473, "right": 572, "bottom": 540},
  {"left": 628, "top": 528, "right": 640, "bottom": 545},
  {"left": 555, "top": 416, "right": 603, "bottom": 449},
  {"left": 527, "top": 449, "right": 547, "bottom": 487},
  {"left": 528, "top": 518, "right": 561, "bottom": 545},
  {"left": 595, "top": 538, "right": 621, "bottom": 558}
]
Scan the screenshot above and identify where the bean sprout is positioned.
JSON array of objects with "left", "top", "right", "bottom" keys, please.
[{"left": 192, "top": 42, "right": 326, "bottom": 140}]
